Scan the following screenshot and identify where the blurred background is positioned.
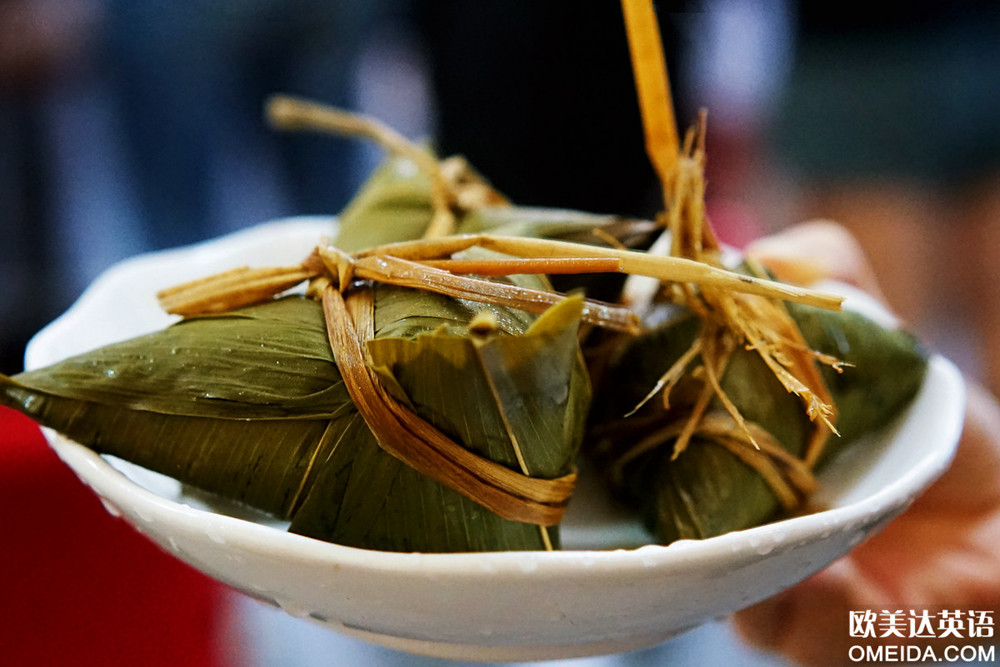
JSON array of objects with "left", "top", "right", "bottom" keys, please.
[{"left": 1, "top": 0, "right": 998, "bottom": 665}]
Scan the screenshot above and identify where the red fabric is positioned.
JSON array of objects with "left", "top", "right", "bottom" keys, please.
[{"left": 0, "top": 406, "right": 228, "bottom": 667}]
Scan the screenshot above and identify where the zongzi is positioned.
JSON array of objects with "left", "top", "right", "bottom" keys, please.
[
  {"left": 587, "top": 299, "right": 928, "bottom": 544},
  {"left": 2, "top": 279, "right": 590, "bottom": 553},
  {"left": 579, "top": 0, "right": 929, "bottom": 545}
]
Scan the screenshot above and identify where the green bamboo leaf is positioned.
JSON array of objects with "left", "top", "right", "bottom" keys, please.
[
  {"left": 334, "top": 154, "right": 435, "bottom": 252},
  {"left": 3, "top": 298, "right": 346, "bottom": 518},
  {"left": 367, "top": 297, "right": 589, "bottom": 478},
  {"left": 462, "top": 206, "right": 657, "bottom": 248},
  {"left": 10, "top": 298, "right": 347, "bottom": 419},
  {"left": 4, "top": 286, "right": 590, "bottom": 553},
  {"left": 289, "top": 290, "right": 588, "bottom": 552},
  {"left": 335, "top": 153, "right": 656, "bottom": 255},
  {"left": 588, "top": 303, "right": 929, "bottom": 544}
]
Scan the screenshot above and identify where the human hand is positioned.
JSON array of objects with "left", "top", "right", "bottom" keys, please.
[{"left": 734, "top": 220, "right": 1000, "bottom": 666}]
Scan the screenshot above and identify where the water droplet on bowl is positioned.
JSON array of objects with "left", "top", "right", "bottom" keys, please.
[
  {"left": 518, "top": 559, "right": 539, "bottom": 573},
  {"left": 277, "top": 599, "right": 313, "bottom": 619},
  {"left": 205, "top": 523, "right": 226, "bottom": 545},
  {"left": 100, "top": 498, "right": 122, "bottom": 518}
]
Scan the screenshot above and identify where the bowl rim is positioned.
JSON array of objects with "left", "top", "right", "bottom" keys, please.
[
  {"left": 26, "top": 217, "right": 967, "bottom": 580},
  {"left": 46, "top": 349, "right": 963, "bottom": 578}
]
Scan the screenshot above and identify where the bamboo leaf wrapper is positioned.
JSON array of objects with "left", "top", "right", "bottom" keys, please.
[
  {"left": 2, "top": 287, "right": 590, "bottom": 552},
  {"left": 588, "top": 302, "right": 928, "bottom": 544}
]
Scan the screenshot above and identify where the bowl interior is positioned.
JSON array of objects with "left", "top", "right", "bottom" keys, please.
[{"left": 25, "top": 218, "right": 966, "bottom": 661}]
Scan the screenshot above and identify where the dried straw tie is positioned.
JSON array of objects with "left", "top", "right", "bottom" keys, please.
[
  {"left": 158, "top": 72, "right": 846, "bottom": 527},
  {"left": 156, "top": 234, "right": 840, "bottom": 532},
  {"left": 321, "top": 285, "right": 578, "bottom": 528}
]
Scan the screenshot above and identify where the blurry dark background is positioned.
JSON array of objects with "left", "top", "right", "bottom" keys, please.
[
  {"left": 4, "top": 1, "right": 1000, "bottom": 389},
  {"left": 0, "top": 0, "right": 705, "bottom": 375}
]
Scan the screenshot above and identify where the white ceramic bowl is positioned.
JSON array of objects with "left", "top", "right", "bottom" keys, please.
[{"left": 25, "top": 219, "right": 966, "bottom": 662}]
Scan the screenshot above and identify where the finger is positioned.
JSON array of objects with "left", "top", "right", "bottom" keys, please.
[
  {"left": 910, "top": 381, "right": 1000, "bottom": 513},
  {"left": 735, "top": 382, "right": 1000, "bottom": 665},
  {"left": 745, "top": 220, "right": 887, "bottom": 304},
  {"left": 732, "top": 559, "right": 885, "bottom": 667}
]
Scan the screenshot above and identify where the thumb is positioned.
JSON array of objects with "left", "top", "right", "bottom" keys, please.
[
  {"left": 732, "top": 559, "right": 885, "bottom": 666},
  {"left": 745, "top": 220, "right": 888, "bottom": 305}
]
